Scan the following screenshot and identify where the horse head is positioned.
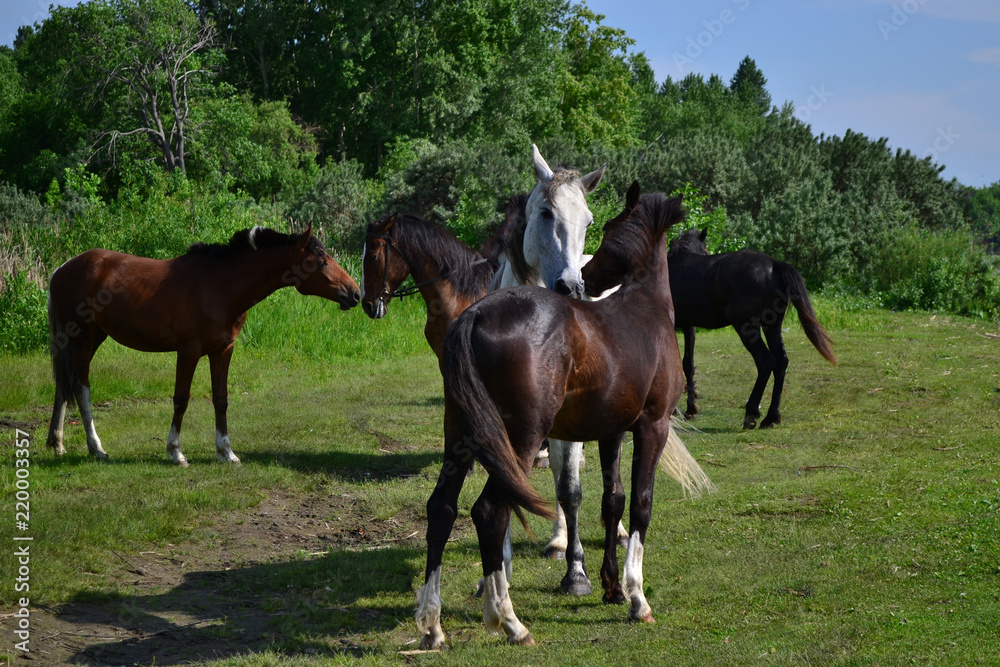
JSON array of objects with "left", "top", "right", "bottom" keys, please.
[
  {"left": 522, "top": 144, "right": 606, "bottom": 298},
  {"left": 668, "top": 228, "right": 709, "bottom": 258},
  {"left": 583, "top": 181, "right": 685, "bottom": 297},
  {"left": 289, "top": 225, "right": 361, "bottom": 310},
  {"left": 361, "top": 213, "right": 412, "bottom": 319}
]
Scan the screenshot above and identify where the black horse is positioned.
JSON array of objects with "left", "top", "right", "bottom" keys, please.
[{"left": 668, "top": 229, "right": 837, "bottom": 429}]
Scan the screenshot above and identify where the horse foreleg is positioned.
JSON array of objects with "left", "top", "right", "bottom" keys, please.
[
  {"left": 544, "top": 439, "right": 568, "bottom": 559},
  {"left": 417, "top": 419, "right": 473, "bottom": 650},
  {"left": 682, "top": 326, "right": 699, "bottom": 418},
  {"left": 598, "top": 434, "right": 626, "bottom": 605},
  {"left": 737, "top": 323, "right": 775, "bottom": 429},
  {"left": 167, "top": 351, "right": 200, "bottom": 466},
  {"left": 550, "top": 439, "right": 591, "bottom": 595},
  {"left": 209, "top": 345, "right": 240, "bottom": 463},
  {"left": 473, "top": 478, "right": 533, "bottom": 646},
  {"left": 623, "top": 419, "right": 671, "bottom": 624},
  {"left": 759, "top": 324, "right": 789, "bottom": 429}
]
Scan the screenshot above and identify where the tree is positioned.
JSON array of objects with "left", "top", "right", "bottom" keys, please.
[
  {"left": 87, "top": 0, "right": 220, "bottom": 173},
  {"left": 729, "top": 55, "right": 771, "bottom": 115}
]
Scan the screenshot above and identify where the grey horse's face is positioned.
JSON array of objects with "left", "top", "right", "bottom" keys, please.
[{"left": 522, "top": 144, "right": 606, "bottom": 298}]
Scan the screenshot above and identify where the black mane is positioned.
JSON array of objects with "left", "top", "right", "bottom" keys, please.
[{"left": 185, "top": 227, "right": 327, "bottom": 260}]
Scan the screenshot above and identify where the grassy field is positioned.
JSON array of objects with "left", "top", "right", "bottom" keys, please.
[{"left": 1, "top": 292, "right": 999, "bottom": 665}]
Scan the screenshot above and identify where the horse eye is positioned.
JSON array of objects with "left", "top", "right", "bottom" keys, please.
[{"left": 540, "top": 208, "right": 554, "bottom": 219}]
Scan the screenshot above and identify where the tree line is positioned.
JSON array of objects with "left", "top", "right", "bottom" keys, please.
[{"left": 1, "top": 0, "right": 999, "bottom": 353}]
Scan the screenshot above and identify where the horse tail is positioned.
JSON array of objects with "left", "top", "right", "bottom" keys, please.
[
  {"left": 47, "top": 289, "right": 81, "bottom": 413},
  {"left": 774, "top": 262, "right": 838, "bottom": 365},
  {"left": 442, "top": 312, "right": 554, "bottom": 520},
  {"left": 658, "top": 423, "right": 716, "bottom": 498}
]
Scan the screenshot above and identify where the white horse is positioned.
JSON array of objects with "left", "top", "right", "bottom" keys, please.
[{"left": 485, "top": 145, "right": 625, "bottom": 598}]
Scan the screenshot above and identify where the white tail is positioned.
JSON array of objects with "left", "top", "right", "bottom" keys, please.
[{"left": 658, "top": 424, "right": 716, "bottom": 498}]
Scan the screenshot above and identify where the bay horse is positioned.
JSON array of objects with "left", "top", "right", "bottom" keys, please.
[
  {"left": 415, "top": 182, "right": 714, "bottom": 648},
  {"left": 46, "top": 225, "right": 360, "bottom": 465},
  {"left": 668, "top": 228, "right": 837, "bottom": 429},
  {"left": 360, "top": 211, "right": 496, "bottom": 360}
]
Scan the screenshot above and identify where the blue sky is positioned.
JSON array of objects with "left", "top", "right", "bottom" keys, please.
[
  {"left": 3, "top": 0, "right": 998, "bottom": 187},
  {"left": 585, "top": 0, "right": 1000, "bottom": 187}
]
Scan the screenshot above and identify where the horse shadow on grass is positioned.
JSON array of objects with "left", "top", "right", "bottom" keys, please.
[{"left": 60, "top": 545, "right": 424, "bottom": 665}]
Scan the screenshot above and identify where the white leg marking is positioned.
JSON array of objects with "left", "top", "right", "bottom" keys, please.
[
  {"left": 216, "top": 430, "right": 240, "bottom": 463},
  {"left": 623, "top": 531, "right": 653, "bottom": 622},
  {"left": 166, "top": 424, "right": 188, "bottom": 467},
  {"left": 482, "top": 570, "right": 532, "bottom": 645},
  {"left": 79, "top": 387, "right": 108, "bottom": 460},
  {"left": 49, "top": 400, "right": 67, "bottom": 455},
  {"left": 415, "top": 566, "right": 446, "bottom": 649}
]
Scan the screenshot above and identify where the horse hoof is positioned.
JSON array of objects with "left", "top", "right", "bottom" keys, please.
[
  {"left": 561, "top": 577, "right": 592, "bottom": 596},
  {"left": 92, "top": 451, "right": 110, "bottom": 461},
  {"left": 617, "top": 536, "right": 629, "bottom": 548},
  {"left": 760, "top": 416, "right": 781, "bottom": 429},
  {"left": 630, "top": 611, "right": 656, "bottom": 624},
  {"left": 743, "top": 419, "right": 757, "bottom": 430},
  {"left": 602, "top": 590, "right": 627, "bottom": 605},
  {"left": 419, "top": 633, "right": 446, "bottom": 650},
  {"left": 475, "top": 578, "right": 485, "bottom": 598},
  {"left": 510, "top": 632, "right": 535, "bottom": 647},
  {"left": 544, "top": 546, "right": 566, "bottom": 560}
]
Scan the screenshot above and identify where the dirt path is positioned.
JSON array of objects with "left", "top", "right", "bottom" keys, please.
[{"left": 16, "top": 489, "right": 433, "bottom": 665}]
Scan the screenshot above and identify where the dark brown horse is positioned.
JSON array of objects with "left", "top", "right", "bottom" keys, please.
[
  {"left": 414, "top": 182, "right": 713, "bottom": 648},
  {"left": 668, "top": 228, "right": 837, "bottom": 428},
  {"left": 46, "top": 226, "right": 360, "bottom": 465}
]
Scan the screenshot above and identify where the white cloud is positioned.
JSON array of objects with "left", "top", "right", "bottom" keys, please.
[{"left": 967, "top": 47, "right": 1000, "bottom": 67}]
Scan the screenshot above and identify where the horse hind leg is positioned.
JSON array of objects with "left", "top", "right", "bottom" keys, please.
[
  {"left": 417, "top": 416, "right": 474, "bottom": 649},
  {"left": 681, "top": 326, "right": 699, "bottom": 418},
  {"left": 759, "top": 324, "right": 789, "bottom": 429},
  {"left": 736, "top": 322, "right": 776, "bottom": 429},
  {"left": 544, "top": 439, "right": 569, "bottom": 559},
  {"left": 473, "top": 478, "right": 534, "bottom": 646}
]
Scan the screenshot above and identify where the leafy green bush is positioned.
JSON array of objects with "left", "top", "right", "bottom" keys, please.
[
  {"left": 863, "top": 226, "right": 1000, "bottom": 320},
  {"left": 0, "top": 270, "right": 48, "bottom": 354},
  {"left": 284, "top": 159, "right": 382, "bottom": 252}
]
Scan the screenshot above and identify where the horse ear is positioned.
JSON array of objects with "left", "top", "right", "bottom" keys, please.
[
  {"left": 384, "top": 213, "right": 397, "bottom": 232},
  {"left": 625, "top": 180, "right": 641, "bottom": 213},
  {"left": 699, "top": 229, "right": 708, "bottom": 243},
  {"left": 531, "top": 143, "right": 554, "bottom": 181},
  {"left": 297, "top": 224, "right": 313, "bottom": 250},
  {"left": 580, "top": 163, "right": 607, "bottom": 194}
]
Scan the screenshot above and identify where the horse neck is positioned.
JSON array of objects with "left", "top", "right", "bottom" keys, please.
[
  {"left": 217, "top": 245, "right": 306, "bottom": 313},
  {"left": 633, "top": 241, "right": 674, "bottom": 310}
]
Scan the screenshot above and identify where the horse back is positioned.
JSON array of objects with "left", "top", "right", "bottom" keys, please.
[
  {"left": 670, "top": 249, "right": 783, "bottom": 330},
  {"left": 50, "top": 249, "right": 223, "bottom": 353}
]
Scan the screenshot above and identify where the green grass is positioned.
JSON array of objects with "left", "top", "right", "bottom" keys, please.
[{"left": 2, "top": 294, "right": 1000, "bottom": 665}]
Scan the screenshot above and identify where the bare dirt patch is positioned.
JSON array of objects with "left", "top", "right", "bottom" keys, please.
[{"left": 19, "top": 489, "right": 434, "bottom": 665}]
